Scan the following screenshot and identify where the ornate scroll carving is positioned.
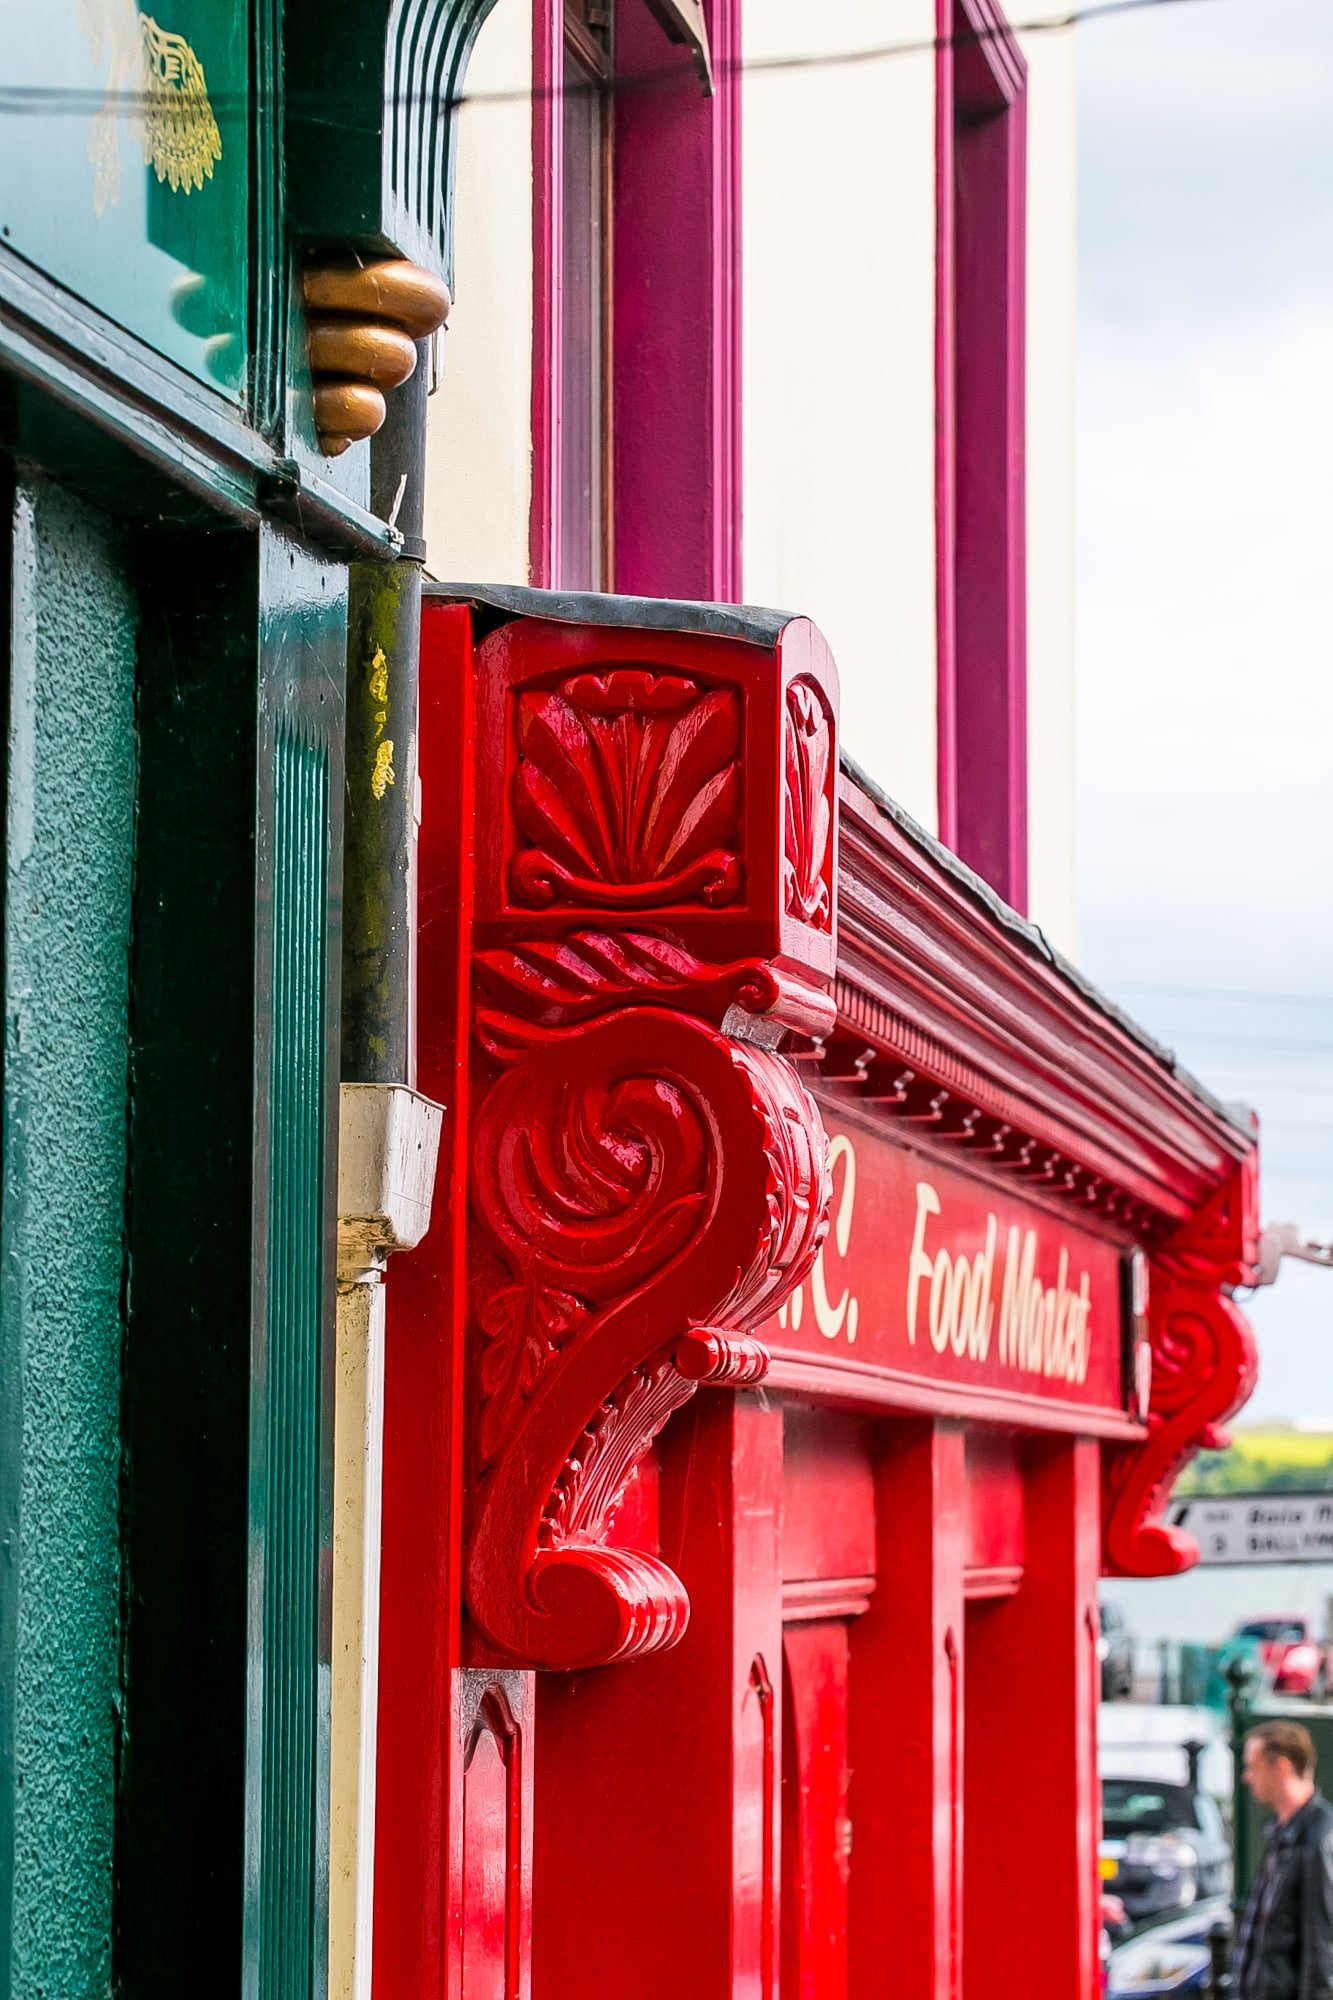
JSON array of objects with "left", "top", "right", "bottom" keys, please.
[
  {"left": 458, "top": 602, "right": 841, "bottom": 1671},
  {"left": 1102, "top": 1162, "right": 1260, "bottom": 1576},
  {"left": 511, "top": 671, "right": 743, "bottom": 911},
  {"left": 466, "top": 991, "right": 830, "bottom": 1669}
]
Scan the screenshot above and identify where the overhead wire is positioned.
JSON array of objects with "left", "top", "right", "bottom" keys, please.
[{"left": 0, "top": 0, "right": 1229, "bottom": 118}]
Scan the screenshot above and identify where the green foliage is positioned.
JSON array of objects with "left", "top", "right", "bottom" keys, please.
[{"left": 1178, "top": 1446, "right": 1333, "bottom": 1496}]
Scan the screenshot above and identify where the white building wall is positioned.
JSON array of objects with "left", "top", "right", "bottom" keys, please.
[
  {"left": 423, "top": 0, "right": 534, "bottom": 587},
  {"left": 741, "top": 0, "right": 940, "bottom": 835},
  {"left": 422, "top": 0, "right": 1078, "bottom": 945}
]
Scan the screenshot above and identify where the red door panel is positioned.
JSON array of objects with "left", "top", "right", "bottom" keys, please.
[
  {"left": 460, "top": 1675, "right": 533, "bottom": 2000},
  {"left": 781, "top": 1620, "right": 852, "bottom": 2000}
]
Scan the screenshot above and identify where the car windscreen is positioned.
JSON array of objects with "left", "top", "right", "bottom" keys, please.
[
  {"left": 1103, "top": 1781, "right": 1198, "bottom": 1837},
  {"left": 1237, "top": 1620, "right": 1307, "bottom": 1642}
]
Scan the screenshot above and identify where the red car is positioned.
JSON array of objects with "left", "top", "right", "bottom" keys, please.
[{"left": 1234, "top": 1616, "right": 1331, "bottom": 1697}]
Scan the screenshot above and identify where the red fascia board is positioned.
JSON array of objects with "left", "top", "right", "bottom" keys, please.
[{"left": 830, "top": 769, "right": 1255, "bottom": 1228}]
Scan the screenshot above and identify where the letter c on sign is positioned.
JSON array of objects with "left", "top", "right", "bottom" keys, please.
[{"left": 811, "top": 1134, "right": 859, "bottom": 1342}]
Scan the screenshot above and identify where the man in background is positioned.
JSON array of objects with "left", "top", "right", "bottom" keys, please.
[{"left": 1233, "top": 1721, "right": 1333, "bottom": 1997}]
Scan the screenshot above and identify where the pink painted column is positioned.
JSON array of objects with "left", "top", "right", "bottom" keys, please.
[
  {"left": 935, "top": 0, "right": 1029, "bottom": 912},
  {"left": 612, "top": 0, "right": 742, "bottom": 600},
  {"left": 529, "top": 0, "right": 562, "bottom": 586}
]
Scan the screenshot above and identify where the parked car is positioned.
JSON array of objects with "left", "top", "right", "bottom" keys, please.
[
  {"left": 1232, "top": 1615, "right": 1330, "bottom": 1697},
  {"left": 1101, "top": 1895, "right": 1126, "bottom": 1991},
  {"left": 1107, "top": 1905, "right": 1231, "bottom": 1997},
  {"left": 1100, "top": 1776, "right": 1232, "bottom": 1931},
  {"left": 1108, "top": 1939, "right": 1212, "bottom": 1995},
  {"left": 1100, "top": 1598, "right": 1136, "bottom": 1701}
]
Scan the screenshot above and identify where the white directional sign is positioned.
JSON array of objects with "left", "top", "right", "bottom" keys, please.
[{"left": 1168, "top": 1493, "right": 1333, "bottom": 1565}]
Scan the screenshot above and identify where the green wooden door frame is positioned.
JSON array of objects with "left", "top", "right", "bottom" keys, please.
[
  {"left": 246, "top": 528, "right": 346, "bottom": 2000},
  {"left": 115, "top": 522, "right": 346, "bottom": 2000}
]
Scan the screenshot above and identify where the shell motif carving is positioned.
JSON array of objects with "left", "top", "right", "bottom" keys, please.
[
  {"left": 510, "top": 671, "right": 743, "bottom": 911},
  {"left": 466, "top": 994, "right": 831, "bottom": 1670},
  {"left": 783, "top": 679, "right": 834, "bottom": 931}
]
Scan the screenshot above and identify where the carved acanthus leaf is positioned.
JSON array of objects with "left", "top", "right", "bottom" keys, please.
[
  {"left": 543, "top": 1358, "right": 689, "bottom": 1548},
  {"left": 476, "top": 1273, "right": 589, "bottom": 1467},
  {"left": 475, "top": 931, "right": 781, "bottom": 1061},
  {"left": 783, "top": 679, "right": 834, "bottom": 931}
]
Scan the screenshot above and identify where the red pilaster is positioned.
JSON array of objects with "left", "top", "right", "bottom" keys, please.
[
  {"left": 848, "top": 1420, "right": 966, "bottom": 2000},
  {"left": 373, "top": 605, "right": 476, "bottom": 2000},
  {"left": 964, "top": 1437, "right": 1102, "bottom": 1999},
  {"left": 531, "top": 1392, "right": 784, "bottom": 2000}
]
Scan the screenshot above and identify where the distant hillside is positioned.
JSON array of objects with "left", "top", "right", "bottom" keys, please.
[{"left": 1178, "top": 1426, "right": 1333, "bottom": 1495}]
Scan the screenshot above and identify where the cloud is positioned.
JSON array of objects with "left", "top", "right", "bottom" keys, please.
[
  {"left": 1078, "top": 306, "right": 1333, "bottom": 990},
  {"left": 1077, "top": 0, "right": 1333, "bottom": 1415},
  {"left": 1079, "top": 0, "right": 1333, "bottom": 331}
]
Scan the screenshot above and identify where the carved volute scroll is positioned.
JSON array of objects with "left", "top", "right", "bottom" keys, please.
[
  {"left": 1102, "top": 1156, "right": 1260, "bottom": 1576},
  {"left": 453, "top": 594, "right": 841, "bottom": 1670}
]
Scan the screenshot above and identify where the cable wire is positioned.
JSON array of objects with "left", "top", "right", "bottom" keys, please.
[{"left": 0, "top": 0, "right": 1228, "bottom": 119}]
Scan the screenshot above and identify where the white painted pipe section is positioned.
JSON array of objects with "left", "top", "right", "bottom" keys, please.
[{"left": 330, "top": 1084, "right": 445, "bottom": 2000}]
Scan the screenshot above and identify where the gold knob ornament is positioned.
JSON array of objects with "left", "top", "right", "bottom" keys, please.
[{"left": 303, "top": 256, "right": 453, "bottom": 456}]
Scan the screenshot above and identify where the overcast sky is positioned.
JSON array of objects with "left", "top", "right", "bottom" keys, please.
[{"left": 1076, "top": 0, "right": 1333, "bottom": 1419}]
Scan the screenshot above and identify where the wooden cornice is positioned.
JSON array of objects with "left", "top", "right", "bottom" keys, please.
[{"left": 823, "top": 765, "right": 1254, "bottom": 1238}]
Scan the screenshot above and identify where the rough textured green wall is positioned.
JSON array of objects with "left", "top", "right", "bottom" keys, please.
[{"left": 1, "top": 478, "right": 136, "bottom": 2000}]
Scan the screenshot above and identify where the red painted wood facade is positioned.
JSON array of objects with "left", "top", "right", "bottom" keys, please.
[{"left": 376, "top": 586, "right": 1259, "bottom": 2000}]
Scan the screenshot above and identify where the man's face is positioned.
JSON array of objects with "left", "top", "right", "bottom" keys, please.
[{"left": 1243, "top": 1740, "right": 1286, "bottom": 1809}]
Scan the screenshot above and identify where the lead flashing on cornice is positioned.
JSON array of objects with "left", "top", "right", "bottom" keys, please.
[
  {"left": 426, "top": 579, "right": 795, "bottom": 648},
  {"left": 839, "top": 751, "right": 1250, "bottom": 1142}
]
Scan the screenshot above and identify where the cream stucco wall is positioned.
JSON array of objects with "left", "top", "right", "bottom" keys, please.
[
  {"left": 742, "top": 3, "right": 1078, "bottom": 947},
  {"left": 741, "top": 1, "right": 941, "bottom": 835},
  {"left": 423, "top": 0, "right": 534, "bottom": 585}
]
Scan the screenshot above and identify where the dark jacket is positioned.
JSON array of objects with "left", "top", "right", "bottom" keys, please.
[{"left": 1236, "top": 1791, "right": 1333, "bottom": 2000}]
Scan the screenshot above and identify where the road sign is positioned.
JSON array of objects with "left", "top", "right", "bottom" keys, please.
[{"left": 1168, "top": 1493, "right": 1333, "bottom": 1565}]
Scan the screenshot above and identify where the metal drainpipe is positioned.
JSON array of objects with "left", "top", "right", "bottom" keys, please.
[
  {"left": 330, "top": 343, "right": 439, "bottom": 2000},
  {"left": 341, "top": 336, "right": 431, "bottom": 1087}
]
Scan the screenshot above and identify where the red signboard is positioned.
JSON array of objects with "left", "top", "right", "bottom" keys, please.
[{"left": 764, "top": 1102, "right": 1147, "bottom": 1436}]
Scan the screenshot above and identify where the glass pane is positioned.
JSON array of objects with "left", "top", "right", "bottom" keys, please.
[
  {"left": 0, "top": 0, "right": 249, "bottom": 397},
  {"left": 559, "top": 44, "right": 606, "bottom": 590}
]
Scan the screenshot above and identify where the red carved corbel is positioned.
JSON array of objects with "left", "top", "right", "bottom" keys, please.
[
  {"left": 454, "top": 597, "right": 840, "bottom": 1669},
  {"left": 1102, "top": 1155, "right": 1260, "bottom": 1576}
]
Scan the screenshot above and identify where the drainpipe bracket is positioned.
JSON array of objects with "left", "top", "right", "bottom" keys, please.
[{"left": 337, "top": 1081, "right": 445, "bottom": 1286}]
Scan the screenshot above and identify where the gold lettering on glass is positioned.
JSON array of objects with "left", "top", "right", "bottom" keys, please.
[{"left": 79, "top": 0, "right": 222, "bottom": 213}]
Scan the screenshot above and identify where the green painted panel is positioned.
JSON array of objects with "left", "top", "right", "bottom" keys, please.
[
  {"left": 245, "top": 529, "right": 345, "bottom": 2000},
  {"left": 0, "top": 0, "right": 248, "bottom": 395},
  {"left": 0, "top": 477, "right": 136, "bottom": 2000},
  {"left": 260, "top": 722, "right": 329, "bottom": 1997}
]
